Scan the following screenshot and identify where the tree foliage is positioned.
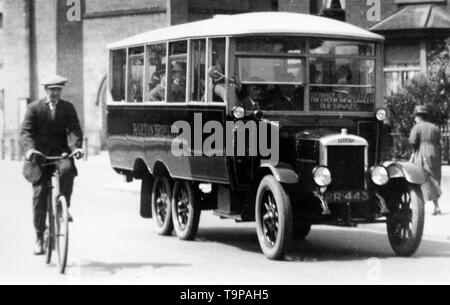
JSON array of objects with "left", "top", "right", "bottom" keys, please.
[{"left": 385, "top": 38, "right": 450, "bottom": 160}]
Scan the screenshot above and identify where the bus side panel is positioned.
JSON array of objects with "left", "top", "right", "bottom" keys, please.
[
  {"left": 107, "top": 104, "right": 230, "bottom": 184},
  {"left": 164, "top": 105, "right": 230, "bottom": 184},
  {"left": 107, "top": 105, "right": 137, "bottom": 171}
]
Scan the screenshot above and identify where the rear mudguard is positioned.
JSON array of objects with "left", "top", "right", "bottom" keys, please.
[
  {"left": 383, "top": 161, "right": 426, "bottom": 185},
  {"left": 258, "top": 163, "right": 299, "bottom": 184}
]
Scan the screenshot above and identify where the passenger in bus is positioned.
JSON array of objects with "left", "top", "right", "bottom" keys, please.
[
  {"left": 336, "top": 65, "right": 353, "bottom": 85},
  {"left": 149, "top": 74, "right": 166, "bottom": 102},
  {"left": 130, "top": 83, "right": 143, "bottom": 103},
  {"left": 310, "top": 65, "right": 323, "bottom": 85},
  {"left": 240, "top": 77, "right": 267, "bottom": 111},
  {"left": 149, "top": 68, "right": 165, "bottom": 91},
  {"left": 332, "top": 65, "right": 353, "bottom": 95},
  {"left": 170, "top": 61, "right": 187, "bottom": 102}
]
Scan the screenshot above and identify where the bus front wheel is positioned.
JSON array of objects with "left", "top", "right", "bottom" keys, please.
[
  {"left": 256, "top": 176, "right": 293, "bottom": 260},
  {"left": 387, "top": 184, "right": 425, "bottom": 257}
]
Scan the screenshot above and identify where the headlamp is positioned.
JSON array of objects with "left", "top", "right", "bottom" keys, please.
[
  {"left": 376, "top": 108, "right": 387, "bottom": 122},
  {"left": 232, "top": 106, "right": 245, "bottom": 120},
  {"left": 370, "top": 166, "right": 389, "bottom": 186},
  {"left": 313, "top": 166, "right": 332, "bottom": 187}
]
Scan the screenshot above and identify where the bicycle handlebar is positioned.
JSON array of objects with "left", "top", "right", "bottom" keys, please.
[{"left": 30, "top": 150, "right": 79, "bottom": 161}]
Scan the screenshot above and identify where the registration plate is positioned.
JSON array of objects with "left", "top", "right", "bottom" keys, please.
[{"left": 324, "top": 191, "right": 370, "bottom": 203}]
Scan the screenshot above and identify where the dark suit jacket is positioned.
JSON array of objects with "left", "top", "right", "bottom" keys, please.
[
  {"left": 240, "top": 97, "right": 261, "bottom": 111},
  {"left": 20, "top": 98, "right": 83, "bottom": 183}
]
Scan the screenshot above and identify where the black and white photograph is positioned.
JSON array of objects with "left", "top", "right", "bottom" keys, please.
[{"left": 1, "top": 0, "right": 450, "bottom": 289}]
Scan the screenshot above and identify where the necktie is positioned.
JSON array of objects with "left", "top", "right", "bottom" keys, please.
[{"left": 50, "top": 103, "right": 56, "bottom": 120}]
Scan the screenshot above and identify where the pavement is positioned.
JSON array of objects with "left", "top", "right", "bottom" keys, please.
[{"left": 0, "top": 152, "right": 450, "bottom": 285}]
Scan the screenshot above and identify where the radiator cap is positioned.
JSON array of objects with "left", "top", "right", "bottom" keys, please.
[{"left": 341, "top": 128, "right": 348, "bottom": 135}]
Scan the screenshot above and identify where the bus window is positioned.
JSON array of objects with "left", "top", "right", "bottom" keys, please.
[
  {"left": 168, "top": 41, "right": 188, "bottom": 103},
  {"left": 235, "top": 37, "right": 306, "bottom": 111},
  {"left": 310, "top": 39, "right": 375, "bottom": 56},
  {"left": 146, "top": 43, "right": 167, "bottom": 102},
  {"left": 110, "top": 49, "right": 126, "bottom": 102},
  {"left": 190, "top": 40, "right": 206, "bottom": 102},
  {"left": 127, "top": 47, "right": 145, "bottom": 103},
  {"left": 211, "top": 38, "right": 226, "bottom": 103},
  {"left": 309, "top": 40, "right": 376, "bottom": 112},
  {"left": 237, "top": 36, "right": 305, "bottom": 54}
]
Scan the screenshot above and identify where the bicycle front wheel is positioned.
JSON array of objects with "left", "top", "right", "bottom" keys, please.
[
  {"left": 55, "top": 196, "right": 69, "bottom": 274},
  {"left": 45, "top": 208, "right": 54, "bottom": 265}
]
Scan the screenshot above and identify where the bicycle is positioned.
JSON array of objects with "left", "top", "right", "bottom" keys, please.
[{"left": 32, "top": 151, "right": 79, "bottom": 274}]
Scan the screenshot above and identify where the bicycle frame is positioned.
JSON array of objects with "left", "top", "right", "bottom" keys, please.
[{"left": 37, "top": 152, "right": 76, "bottom": 274}]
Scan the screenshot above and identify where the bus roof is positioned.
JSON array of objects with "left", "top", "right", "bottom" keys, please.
[{"left": 108, "top": 12, "right": 384, "bottom": 49}]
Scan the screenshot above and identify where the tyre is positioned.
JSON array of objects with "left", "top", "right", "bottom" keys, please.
[
  {"left": 172, "top": 180, "right": 201, "bottom": 241},
  {"left": 387, "top": 184, "right": 425, "bottom": 257},
  {"left": 45, "top": 193, "right": 54, "bottom": 265},
  {"left": 151, "top": 176, "right": 174, "bottom": 236},
  {"left": 55, "top": 196, "right": 69, "bottom": 274},
  {"left": 255, "top": 176, "right": 293, "bottom": 260},
  {"left": 293, "top": 223, "right": 311, "bottom": 240}
]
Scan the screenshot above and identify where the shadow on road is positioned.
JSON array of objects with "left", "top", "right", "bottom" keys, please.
[
  {"left": 74, "top": 261, "right": 191, "bottom": 275},
  {"left": 197, "top": 226, "right": 450, "bottom": 262}
]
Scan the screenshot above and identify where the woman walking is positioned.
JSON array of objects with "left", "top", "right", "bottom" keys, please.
[{"left": 409, "top": 105, "right": 443, "bottom": 216}]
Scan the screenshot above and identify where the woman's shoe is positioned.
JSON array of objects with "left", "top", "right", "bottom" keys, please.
[{"left": 433, "top": 207, "right": 442, "bottom": 216}]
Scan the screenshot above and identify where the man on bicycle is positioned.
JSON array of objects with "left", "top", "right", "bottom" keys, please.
[{"left": 20, "top": 75, "right": 84, "bottom": 255}]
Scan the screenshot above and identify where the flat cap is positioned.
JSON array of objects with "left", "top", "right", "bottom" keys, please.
[
  {"left": 42, "top": 75, "right": 68, "bottom": 88},
  {"left": 414, "top": 105, "right": 430, "bottom": 116}
]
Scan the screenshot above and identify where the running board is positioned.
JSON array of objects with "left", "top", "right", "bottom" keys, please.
[{"left": 213, "top": 210, "right": 243, "bottom": 221}]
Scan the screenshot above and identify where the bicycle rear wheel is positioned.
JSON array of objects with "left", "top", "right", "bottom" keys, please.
[{"left": 55, "top": 196, "right": 69, "bottom": 274}]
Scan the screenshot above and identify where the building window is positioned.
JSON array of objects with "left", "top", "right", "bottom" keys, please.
[
  {"left": 384, "top": 42, "right": 422, "bottom": 96},
  {"left": 271, "top": 0, "right": 279, "bottom": 11}
]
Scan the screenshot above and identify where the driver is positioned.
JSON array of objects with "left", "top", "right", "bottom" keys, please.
[{"left": 240, "top": 77, "right": 267, "bottom": 111}]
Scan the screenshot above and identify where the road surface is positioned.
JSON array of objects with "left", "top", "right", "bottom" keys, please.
[{"left": 1, "top": 153, "right": 450, "bottom": 284}]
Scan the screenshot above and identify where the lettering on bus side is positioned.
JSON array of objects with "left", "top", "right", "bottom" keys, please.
[{"left": 131, "top": 113, "right": 280, "bottom": 164}]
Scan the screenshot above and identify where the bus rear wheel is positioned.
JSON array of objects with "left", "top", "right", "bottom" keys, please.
[
  {"left": 151, "top": 176, "right": 174, "bottom": 236},
  {"left": 172, "top": 180, "right": 201, "bottom": 241},
  {"left": 256, "top": 176, "right": 293, "bottom": 260}
]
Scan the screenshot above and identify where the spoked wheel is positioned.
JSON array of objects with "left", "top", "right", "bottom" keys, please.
[
  {"left": 55, "top": 196, "right": 69, "bottom": 274},
  {"left": 151, "top": 176, "right": 173, "bottom": 236},
  {"left": 172, "top": 181, "right": 201, "bottom": 241},
  {"left": 256, "top": 176, "right": 293, "bottom": 260},
  {"left": 387, "top": 184, "right": 425, "bottom": 257},
  {"left": 45, "top": 199, "right": 55, "bottom": 265}
]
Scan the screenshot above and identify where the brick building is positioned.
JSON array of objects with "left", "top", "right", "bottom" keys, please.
[
  {"left": 0, "top": 0, "right": 449, "bottom": 157},
  {"left": 0, "top": 0, "right": 5, "bottom": 146}
]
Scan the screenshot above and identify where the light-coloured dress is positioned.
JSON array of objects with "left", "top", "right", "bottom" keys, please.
[{"left": 409, "top": 121, "right": 443, "bottom": 202}]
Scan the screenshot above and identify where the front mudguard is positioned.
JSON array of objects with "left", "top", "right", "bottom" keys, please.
[
  {"left": 258, "top": 163, "right": 299, "bottom": 184},
  {"left": 383, "top": 161, "right": 426, "bottom": 185}
]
